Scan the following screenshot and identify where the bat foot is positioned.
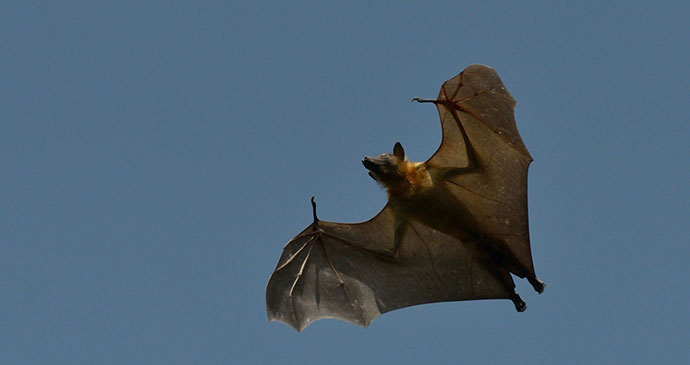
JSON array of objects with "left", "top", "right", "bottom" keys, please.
[
  {"left": 511, "top": 294, "right": 527, "bottom": 312},
  {"left": 528, "top": 277, "right": 545, "bottom": 294}
]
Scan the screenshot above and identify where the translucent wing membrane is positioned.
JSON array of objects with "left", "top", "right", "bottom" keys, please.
[{"left": 266, "top": 206, "right": 511, "bottom": 331}]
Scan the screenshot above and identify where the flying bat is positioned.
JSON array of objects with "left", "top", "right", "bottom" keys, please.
[{"left": 266, "top": 65, "right": 545, "bottom": 332}]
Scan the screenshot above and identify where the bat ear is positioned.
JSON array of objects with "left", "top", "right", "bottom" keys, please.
[{"left": 393, "top": 142, "right": 405, "bottom": 159}]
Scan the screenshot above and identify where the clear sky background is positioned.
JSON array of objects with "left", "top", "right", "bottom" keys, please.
[{"left": 3, "top": 1, "right": 689, "bottom": 364}]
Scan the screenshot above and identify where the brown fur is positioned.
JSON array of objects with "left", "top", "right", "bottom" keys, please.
[
  {"left": 383, "top": 161, "right": 431, "bottom": 200},
  {"left": 377, "top": 157, "right": 481, "bottom": 243}
]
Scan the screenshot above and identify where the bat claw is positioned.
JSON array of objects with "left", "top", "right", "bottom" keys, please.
[
  {"left": 411, "top": 97, "right": 436, "bottom": 104},
  {"left": 310, "top": 196, "right": 319, "bottom": 223}
]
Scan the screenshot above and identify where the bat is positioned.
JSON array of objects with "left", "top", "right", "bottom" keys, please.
[{"left": 266, "top": 65, "right": 545, "bottom": 332}]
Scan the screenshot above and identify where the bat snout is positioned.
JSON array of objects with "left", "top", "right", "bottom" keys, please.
[
  {"left": 362, "top": 157, "right": 381, "bottom": 181},
  {"left": 362, "top": 157, "right": 376, "bottom": 170}
]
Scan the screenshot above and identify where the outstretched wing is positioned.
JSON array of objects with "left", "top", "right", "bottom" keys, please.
[
  {"left": 427, "top": 64, "right": 535, "bottom": 277},
  {"left": 266, "top": 205, "right": 512, "bottom": 332}
]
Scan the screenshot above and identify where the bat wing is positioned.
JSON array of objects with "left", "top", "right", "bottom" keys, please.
[
  {"left": 426, "top": 64, "right": 536, "bottom": 277},
  {"left": 266, "top": 204, "right": 512, "bottom": 332}
]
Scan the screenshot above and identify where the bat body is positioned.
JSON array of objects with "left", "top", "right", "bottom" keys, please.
[{"left": 266, "top": 65, "right": 545, "bottom": 331}]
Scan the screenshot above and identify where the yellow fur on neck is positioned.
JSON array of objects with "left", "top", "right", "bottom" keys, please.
[{"left": 385, "top": 161, "right": 431, "bottom": 200}]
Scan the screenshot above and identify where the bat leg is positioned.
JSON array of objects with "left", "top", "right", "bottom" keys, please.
[
  {"left": 528, "top": 277, "right": 546, "bottom": 294},
  {"left": 504, "top": 263, "right": 546, "bottom": 294},
  {"left": 486, "top": 240, "right": 546, "bottom": 294},
  {"left": 511, "top": 293, "right": 527, "bottom": 312},
  {"left": 488, "top": 255, "right": 527, "bottom": 312}
]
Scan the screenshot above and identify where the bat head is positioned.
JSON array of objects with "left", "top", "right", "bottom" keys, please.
[{"left": 362, "top": 142, "right": 407, "bottom": 185}]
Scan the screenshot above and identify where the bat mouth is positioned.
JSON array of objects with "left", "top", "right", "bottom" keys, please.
[{"left": 362, "top": 157, "right": 381, "bottom": 181}]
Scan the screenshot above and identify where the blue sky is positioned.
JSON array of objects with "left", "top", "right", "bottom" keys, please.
[{"left": 2, "top": 1, "right": 689, "bottom": 363}]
